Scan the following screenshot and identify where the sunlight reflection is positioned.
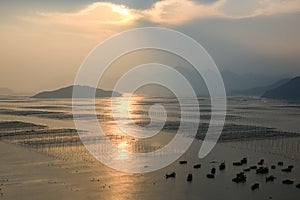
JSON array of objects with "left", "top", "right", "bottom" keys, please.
[{"left": 115, "top": 141, "right": 130, "bottom": 160}]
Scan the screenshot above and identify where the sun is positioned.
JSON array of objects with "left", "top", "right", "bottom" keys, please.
[
  {"left": 110, "top": 4, "right": 141, "bottom": 23},
  {"left": 110, "top": 4, "right": 138, "bottom": 23},
  {"left": 112, "top": 5, "right": 130, "bottom": 17}
]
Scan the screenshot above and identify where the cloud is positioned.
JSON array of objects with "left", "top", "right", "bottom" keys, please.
[
  {"left": 143, "top": 0, "right": 225, "bottom": 24},
  {"left": 219, "top": 0, "right": 300, "bottom": 18},
  {"left": 18, "top": 0, "right": 300, "bottom": 34},
  {"left": 144, "top": 0, "right": 300, "bottom": 24},
  {"left": 19, "top": 2, "right": 142, "bottom": 39},
  {"left": 1, "top": 0, "right": 299, "bottom": 92}
]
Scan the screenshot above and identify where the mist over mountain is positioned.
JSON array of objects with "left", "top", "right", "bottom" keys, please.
[
  {"left": 262, "top": 76, "right": 300, "bottom": 101},
  {"left": 29, "top": 70, "right": 289, "bottom": 99},
  {"left": 182, "top": 70, "right": 285, "bottom": 97},
  {"left": 229, "top": 78, "right": 290, "bottom": 96},
  {"left": 221, "top": 71, "right": 284, "bottom": 91}
]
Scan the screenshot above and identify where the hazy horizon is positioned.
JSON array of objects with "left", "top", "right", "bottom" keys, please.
[{"left": 0, "top": 69, "right": 292, "bottom": 96}]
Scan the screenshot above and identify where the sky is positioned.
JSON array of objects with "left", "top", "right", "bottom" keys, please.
[{"left": 0, "top": 0, "right": 300, "bottom": 93}]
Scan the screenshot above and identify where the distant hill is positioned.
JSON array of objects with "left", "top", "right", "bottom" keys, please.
[
  {"left": 0, "top": 87, "right": 13, "bottom": 95},
  {"left": 262, "top": 76, "right": 300, "bottom": 100},
  {"left": 32, "top": 85, "right": 122, "bottom": 98},
  {"left": 229, "top": 78, "right": 290, "bottom": 96},
  {"left": 163, "top": 70, "right": 283, "bottom": 97},
  {"left": 221, "top": 71, "right": 281, "bottom": 91}
]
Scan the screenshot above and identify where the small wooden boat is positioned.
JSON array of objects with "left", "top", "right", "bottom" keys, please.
[
  {"left": 265, "top": 175, "right": 276, "bottom": 182},
  {"left": 193, "top": 164, "right": 201, "bottom": 169},
  {"left": 282, "top": 179, "right": 294, "bottom": 185},
  {"left": 251, "top": 183, "right": 259, "bottom": 191},
  {"left": 165, "top": 172, "right": 176, "bottom": 179},
  {"left": 187, "top": 174, "right": 193, "bottom": 182},
  {"left": 219, "top": 162, "right": 225, "bottom": 171},
  {"left": 206, "top": 174, "right": 215, "bottom": 179}
]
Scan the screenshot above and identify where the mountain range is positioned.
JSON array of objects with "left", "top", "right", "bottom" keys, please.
[
  {"left": 221, "top": 71, "right": 282, "bottom": 92},
  {"left": 262, "top": 76, "right": 300, "bottom": 101},
  {"left": 229, "top": 78, "right": 290, "bottom": 96},
  {"left": 5, "top": 71, "right": 299, "bottom": 101}
]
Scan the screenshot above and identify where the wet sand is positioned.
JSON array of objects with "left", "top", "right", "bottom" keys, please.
[
  {"left": 1, "top": 140, "right": 299, "bottom": 200},
  {"left": 0, "top": 141, "right": 95, "bottom": 199},
  {"left": 0, "top": 97, "right": 299, "bottom": 199}
]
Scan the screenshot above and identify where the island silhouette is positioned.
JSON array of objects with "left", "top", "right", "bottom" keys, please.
[{"left": 32, "top": 85, "right": 122, "bottom": 98}]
